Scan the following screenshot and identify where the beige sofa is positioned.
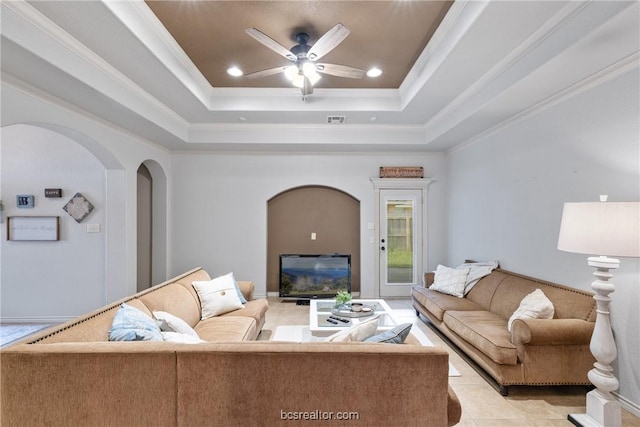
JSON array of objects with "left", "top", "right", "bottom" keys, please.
[
  {"left": 2, "top": 267, "right": 462, "bottom": 426},
  {"left": 412, "top": 266, "right": 596, "bottom": 395}
]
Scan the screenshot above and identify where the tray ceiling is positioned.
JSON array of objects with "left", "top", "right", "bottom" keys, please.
[
  {"left": 1, "top": 1, "right": 638, "bottom": 152},
  {"left": 145, "top": 1, "right": 452, "bottom": 89}
]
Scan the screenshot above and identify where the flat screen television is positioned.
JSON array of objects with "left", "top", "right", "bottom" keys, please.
[{"left": 279, "top": 254, "right": 351, "bottom": 300}]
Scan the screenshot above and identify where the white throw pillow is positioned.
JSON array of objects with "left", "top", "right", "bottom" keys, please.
[
  {"left": 153, "top": 310, "right": 199, "bottom": 338},
  {"left": 429, "top": 265, "right": 470, "bottom": 298},
  {"left": 457, "top": 260, "right": 499, "bottom": 295},
  {"left": 161, "top": 331, "right": 206, "bottom": 344},
  {"left": 508, "top": 289, "right": 555, "bottom": 332},
  {"left": 192, "top": 276, "right": 245, "bottom": 319},
  {"left": 325, "top": 315, "right": 380, "bottom": 342}
]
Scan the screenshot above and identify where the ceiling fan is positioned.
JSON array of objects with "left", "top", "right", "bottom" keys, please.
[{"left": 245, "top": 23, "right": 365, "bottom": 97}]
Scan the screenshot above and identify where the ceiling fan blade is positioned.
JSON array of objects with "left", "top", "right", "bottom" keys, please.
[
  {"left": 244, "top": 66, "right": 289, "bottom": 79},
  {"left": 246, "top": 28, "right": 296, "bottom": 61},
  {"left": 316, "top": 63, "right": 365, "bottom": 79},
  {"left": 307, "top": 23, "right": 350, "bottom": 61}
]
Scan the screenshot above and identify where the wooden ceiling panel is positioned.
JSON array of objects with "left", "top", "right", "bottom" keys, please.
[{"left": 145, "top": 1, "right": 452, "bottom": 89}]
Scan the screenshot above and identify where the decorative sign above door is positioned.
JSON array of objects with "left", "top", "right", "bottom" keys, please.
[{"left": 379, "top": 166, "right": 424, "bottom": 178}]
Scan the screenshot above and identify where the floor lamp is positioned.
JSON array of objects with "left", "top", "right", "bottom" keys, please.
[{"left": 558, "top": 200, "right": 640, "bottom": 427}]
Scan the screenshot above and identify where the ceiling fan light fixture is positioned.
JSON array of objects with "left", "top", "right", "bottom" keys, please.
[
  {"left": 226, "top": 66, "right": 243, "bottom": 77},
  {"left": 366, "top": 67, "right": 383, "bottom": 78},
  {"left": 284, "top": 65, "right": 298, "bottom": 81},
  {"left": 308, "top": 73, "right": 321, "bottom": 85},
  {"left": 302, "top": 62, "right": 318, "bottom": 78},
  {"left": 291, "top": 74, "right": 305, "bottom": 88}
]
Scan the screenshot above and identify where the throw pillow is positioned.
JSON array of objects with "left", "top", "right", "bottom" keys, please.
[
  {"left": 161, "top": 331, "right": 206, "bottom": 344},
  {"left": 508, "top": 289, "right": 555, "bottom": 332},
  {"left": 364, "top": 323, "right": 413, "bottom": 344},
  {"left": 457, "top": 260, "right": 499, "bottom": 295},
  {"left": 325, "top": 315, "right": 380, "bottom": 342},
  {"left": 153, "top": 310, "right": 199, "bottom": 338},
  {"left": 220, "top": 272, "right": 248, "bottom": 304},
  {"left": 429, "top": 265, "right": 470, "bottom": 298},
  {"left": 109, "top": 303, "right": 163, "bottom": 342},
  {"left": 192, "top": 276, "right": 244, "bottom": 319}
]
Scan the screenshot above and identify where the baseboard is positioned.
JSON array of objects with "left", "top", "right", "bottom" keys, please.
[
  {"left": 0, "top": 316, "right": 71, "bottom": 324},
  {"left": 614, "top": 391, "right": 640, "bottom": 418}
]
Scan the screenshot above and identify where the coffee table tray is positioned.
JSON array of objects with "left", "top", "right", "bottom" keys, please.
[{"left": 331, "top": 304, "right": 376, "bottom": 318}]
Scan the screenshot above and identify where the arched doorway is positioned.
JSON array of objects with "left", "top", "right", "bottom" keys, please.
[
  {"left": 137, "top": 164, "right": 153, "bottom": 291},
  {"left": 267, "top": 185, "right": 360, "bottom": 295},
  {"left": 137, "top": 160, "right": 168, "bottom": 290}
]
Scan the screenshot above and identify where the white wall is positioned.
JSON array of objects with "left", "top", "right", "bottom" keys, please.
[
  {"left": 1, "top": 82, "right": 172, "bottom": 320},
  {"left": 446, "top": 67, "right": 640, "bottom": 408},
  {"left": 169, "top": 152, "right": 448, "bottom": 298},
  {"left": 1, "top": 125, "right": 106, "bottom": 320}
]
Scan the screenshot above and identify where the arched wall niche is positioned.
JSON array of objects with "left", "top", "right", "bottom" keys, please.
[{"left": 266, "top": 185, "right": 361, "bottom": 294}]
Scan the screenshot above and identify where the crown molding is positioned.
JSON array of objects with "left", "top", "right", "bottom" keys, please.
[
  {"left": 423, "top": 0, "right": 636, "bottom": 147},
  {"left": 102, "top": 0, "right": 213, "bottom": 108},
  {"left": 447, "top": 51, "right": 640, "bottom": 155},
  {"left": 399, "top": 0, "right": 489, "bottom": 109},
  {"left": 1, "top": 0, "right": 190, "bottom": 141}
]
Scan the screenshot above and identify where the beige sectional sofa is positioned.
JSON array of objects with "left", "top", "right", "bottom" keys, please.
[
  {"left": 2, "top": 267, "right": 462, "bottom": 426},
  {"left": 413, "top": 266, "right": 596, "bottom": 395}
]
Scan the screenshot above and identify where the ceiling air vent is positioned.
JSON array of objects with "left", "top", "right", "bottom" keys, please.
[{"left": 327, "top": 115, "right": 346, "bottom": 124}]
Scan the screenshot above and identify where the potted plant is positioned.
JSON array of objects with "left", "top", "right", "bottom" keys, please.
[{"left": 334, "top": 289, "right": 352, "bottom": 308}]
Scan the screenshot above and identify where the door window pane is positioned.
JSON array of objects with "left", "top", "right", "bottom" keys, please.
[{"left": 386, "top": 199, "right": 414, "bottom": 283}]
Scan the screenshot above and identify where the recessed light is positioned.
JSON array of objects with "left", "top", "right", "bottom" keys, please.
[
  {"left": 238, "top": 116, "right": 247, "bottom": 121},
  {"left": 366, "top": 67, "right": 383, "bottom": 78},
  {"left": 370, "top": 116, "right": 377, "bottom": 122},
  {"left": 227, "top": 66, "right": 243, "bottom": 77}
]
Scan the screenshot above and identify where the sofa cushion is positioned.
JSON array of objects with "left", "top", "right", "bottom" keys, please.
[
  {"left": 195, "top": 316, "right": 257, "bottom": 341},
  {"left": 219, "top": 299, "right": 269, "bottom": 325},
  {"left": 429, "top": 265, "right": 470, "bottom": 298},
  {"left": 412, "top": 286, "right": 483, "bottom": 321},
  {"left": 443, "top": 310, "right": 517, "bottom": 365},
  {"left": 108, "top": 303, "right": 163, "bottom": 342}
]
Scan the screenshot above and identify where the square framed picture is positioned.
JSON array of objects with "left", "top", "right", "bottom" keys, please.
[
  {"left": 16, "top": 195, "right": 34, "bottom": 208},
  {"left": 63, "top": 193, "right": 94, "bottom": 223}
]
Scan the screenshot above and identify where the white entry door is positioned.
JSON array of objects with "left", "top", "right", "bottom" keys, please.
[{"left": 379, "top": 189, "right": 423, "bottom": 297}]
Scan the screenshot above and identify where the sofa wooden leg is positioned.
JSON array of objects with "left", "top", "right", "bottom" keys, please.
[{"left": 499, "top": 385, "right": 509, "bottom": 396}]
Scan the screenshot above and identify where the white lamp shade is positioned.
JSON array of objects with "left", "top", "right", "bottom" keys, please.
[{"left": 558, "top": 202, "right": 640, "bottom": 257}]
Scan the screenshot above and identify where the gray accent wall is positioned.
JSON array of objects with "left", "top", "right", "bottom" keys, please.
[{"left": 445, "top": 64, "right": 639, "bottom": 409}]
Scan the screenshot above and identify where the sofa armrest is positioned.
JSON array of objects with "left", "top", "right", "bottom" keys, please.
[
  {"left": 237, "top": 281, "right": 254, "bottom": 301},
  {"left": 423, "top": 271, "right": 435, "bottom": 287},
  {"left": 511, "top": 318, "right": 594, "bottom": 346}
]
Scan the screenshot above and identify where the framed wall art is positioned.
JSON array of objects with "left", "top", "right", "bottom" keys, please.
[
  {"left": 7, "top": 216, "right": 60, "bottom": 241},
  {"left": 16, "top": 195, "right": 35, "bottom": 208},
  {"left": 63, "top": 192, "right": 94, "bottom": 223}
]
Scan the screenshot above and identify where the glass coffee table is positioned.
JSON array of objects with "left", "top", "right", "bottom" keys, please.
[{"left": 309, "top": 299, "right": 399, "bottom": 338}]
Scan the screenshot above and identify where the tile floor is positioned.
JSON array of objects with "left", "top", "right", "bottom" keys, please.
[{"left": 261, "top": 297, "right": 640, "bottom": 427}]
